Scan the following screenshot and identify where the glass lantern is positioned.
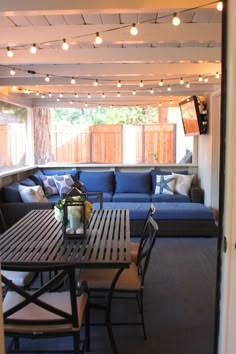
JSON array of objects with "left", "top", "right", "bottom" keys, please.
[{"left": 62, "top": 188, "right": 87, "bottom": 239}]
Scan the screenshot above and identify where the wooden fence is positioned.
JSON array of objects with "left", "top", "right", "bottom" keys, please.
[{"left": 51, "top": 123, "right": 176, "bottom": 164}]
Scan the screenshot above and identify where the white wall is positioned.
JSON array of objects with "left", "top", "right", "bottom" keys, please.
[{"left": 198, "top": 91, "right": 221, "bottom": 213}]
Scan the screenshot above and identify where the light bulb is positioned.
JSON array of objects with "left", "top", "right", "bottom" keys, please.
[
  {"left": 88, "top": 93, "right": 91, "bottom": 99},
  {"left": 204, "top": 77, "right": 209, "bottom": 83},
  {"left": 85, "top": 102, "right": 88, "bottom": 107},
  {"left": 216, "top": 72, "right": 220, "bottom": 79},
  {"left": 159, "top": 79, "right": 164, "bottom": 86},
  {"left": 71, "top": 77, "right": 76, "bottom": 84},
  {"left": 30, "top": 43, "right": 37, "bottom": 54},
  {"left": 75, "top": 93, "right": 79, "bottom": 98},
  {"left": 49, "top": 92, "right": 52, "bottom": 97},
  {"left": 150, "top": 88, "right": 154, "bottom": 94},
  {"left": 12, "top": 86, "right": 17, "bottom": 91},
  {"left": 180, "top": 78, "right": 184, "bottom": 85},
  {"left": 158, "top": 102, "right": 162, "bottom": 107},
  {"left": 216, "top": 1, "right": 223, "bottom": 11},
  {"left": 117, "top": 92, "right": 121, "bottom": 97},
  {"left": 7, "top": 47, "right": 14, "bottom": 58},
  {"left": 62, "top": 39, "right": 69, "bottom": 50},
  {"left": 132, "top": 90, "right": 136, "bottom": 95},
  {"left": 94, "top": 79, "right": 98, "bottom": 86},
  {"left": 130, "top": 24, "right": 138, "bottom": 36},
  {"left": 139, "top": 80, "right": 144, "bottom": 87},
  {"left": 172, "top": 13, "right": 180, "bottom": 26},
  {"left": 10, "top": 68, "right": 15, "bottom": 76},
  {"left": 60, "top": 93, "right": 63, "bottom": 98},
  {"left": 45, "top": 75, "right": 50, "bottom": 82},
  {"left": 117, "top": 80, "right": 122, "bottom": 88},
  {"left": 102, "top": 93, "right": 105, "bottom": 98},
  {"left": 198, "top": 75, "right": 203, "bottom": 82},
  {"left": 95, "top": 32, "right": 102, "bottom": 45},
  {"left": 167, "top": 85, "right": 171, "bottom": 91},
  {"left": 36, "top": 91, "right": 40, "bottom": 96},
  {"left": 57, "top": 97, "right": 60, "bottom": 102},
  {"left": 41, "top": 94, "right": 45, "bottom": 99},
  {"left": 70, "top": 100, "right": 73, "bottom": 104},
  {"left": 186, "top": 82, "right": 190, "bottom": 88}
]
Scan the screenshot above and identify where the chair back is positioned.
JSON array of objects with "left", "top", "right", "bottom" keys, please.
[
  {"left": 137, "top": 215, "right": 158, "bottom": 285},
  {"left": 0, "top": 208, "right": 7, "bottom": 234},
  {"left": 136, "top": 203, "right": 156, "bottom": 262},
  {"left": 2, "top": 263, "right": 86, "bottom": 332}
]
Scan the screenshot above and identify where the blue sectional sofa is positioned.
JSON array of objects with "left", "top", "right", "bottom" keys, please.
[
  {"left": 1, "top": 168, "right": 217, "bottom": 237},
  {"left": 1, "top": 168, "right": 202, "bottom": 204}
]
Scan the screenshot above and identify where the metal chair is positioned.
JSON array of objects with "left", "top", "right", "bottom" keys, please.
[
  {"left": 79, "top": 215, "right": 159, "bottom": 340},
  {"left": 0, "top": 209, "right": 36, "bottom": 291},
  {"left": 130, "top": 203, "right": 156, "bottom": 263},
  {"left": 2, "top": 265, "right": 90, "bottom": 354}
]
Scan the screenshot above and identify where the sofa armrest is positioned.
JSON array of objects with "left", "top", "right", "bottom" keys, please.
[
  {"left": 190, "top": 186, "right": 203, "bottom": 203},
  {"left": 0, "top": 202, "right": 54, "bottom": 228}
]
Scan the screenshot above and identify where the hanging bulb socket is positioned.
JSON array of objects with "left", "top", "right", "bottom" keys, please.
[{"left": 130, "top": 23, "right": 138, "bottom": 36}]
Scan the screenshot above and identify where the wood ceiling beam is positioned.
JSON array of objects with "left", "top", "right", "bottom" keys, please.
[{"left": 0, "top": 0, "right": 217, "bottom": 16}]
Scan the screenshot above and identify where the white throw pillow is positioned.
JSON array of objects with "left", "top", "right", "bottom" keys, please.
[
  {"left": 18, "top": 185, "right": 48, "bottom": 203},
  {"left": 154, "top": 175, "right": 176, "bottom": 195},
  {"left": 172, "top": 173, "right": 194, "bottom": 196}
]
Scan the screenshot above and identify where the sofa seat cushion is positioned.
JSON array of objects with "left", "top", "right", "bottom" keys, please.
[
  {"left": 151, "top": 193, "right": 191, "bottom": 203},
  {"left": 112, "top": 193, "right": 151, "bottom": 203},
  {"left": 93, "top": 202, "right": 214, "bottom": 221}
]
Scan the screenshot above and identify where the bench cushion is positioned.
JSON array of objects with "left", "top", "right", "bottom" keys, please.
[{"left": 93, "top": 202, "right": 214, "bottom": 221}]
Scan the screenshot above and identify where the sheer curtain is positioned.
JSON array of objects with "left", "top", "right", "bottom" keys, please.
[{"left": 33, "top": 107, "right": 55, "bottom": 164}]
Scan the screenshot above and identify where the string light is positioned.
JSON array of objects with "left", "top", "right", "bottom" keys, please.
[
  {"left": 36, "top": 91, "right": 40, "bottom": 96},
  {"left": 186, "top": 82, "right": 190, "bottom": 88},
  {"left": 60, "top": 93, "right": 63, "bottom": 98},
  {"left": 180, "top": 78, "right": 184, "bottom": 85},
  {"left": 95, "top": 32, "right": 102, "bottom": 44},
  {"left": 130, "top": 24, "right": 138, "bottom": 36},
  {"left": 41, "top": 94, "right": 45, "bottom": 98},
  {"left": 10, "top": 68, "right": 15, "bottom": 76},
  {"left": 7, "top": 47, "right": 14, "bottom": 58},
  {"left": 49, "top": 92, "right": 52, "bottom": 97},
  {"left": 117, "top": 92, "right": 121, "bottom": 97},
  {"left": 117, "top": 80, "right": 122, "bottom": 88},
  {"left": 216, "top": 72, "right": 220, "bottom": 79},
  {"left": 85, "top": 102, "right": 88, "bottom": 107},
  {"left": 57, "top": 97, "right": 60, "bottom": 102},
  {"left": 70, "top": 100, "right": 73, "bottom": 104},
  {"left": 62, "top": 39, "right": 69, "bottom": 50},
  {"left": 139, "top": 80, "right": 144, "bottom": 87},
  {"left": 159, "top": 79, "right": 164, "bottom": 87},
  {"left": 172, "top": 13, "right": 181, "bottom": 26},
  {"left": 93, "top": 79, "right": 98, "bottom": 86},
  {"left": 87, "top": 93, "right": 91, "bottom": 99},
  {"left": 102, "top": 93, "right": 105, "bottom": 98},
  {"left": 75, "top": 93, "right": 79, "bottom": 98},
  {"left": 167, "top": 85, "right": 171, "bottom": 91},
  {"left": 45, "top": 74, "right": 50, "bottom": 82},
  {"left": 30, "top": 43, "right": 37, "bottom": 54},
  {"left": 198, "top": 75, "right": 203, "bottom": 82},
  {"left": 204, "top": 77, "right": 209, "bottom": 82},
  {"left": 158, "top": 102, "right": 162, "bottom": 107},
  {"left": 71, "top": 77, "right": 76, "bottom": 84},
  {"left": 132, "top": 90, "right": 136, "bottom": 95},
  {"left": 150, "top": 88, "right": 154, "bottom": 94},
  {"left": 216, "top": 1, "right": 223, "bottom": 11}
]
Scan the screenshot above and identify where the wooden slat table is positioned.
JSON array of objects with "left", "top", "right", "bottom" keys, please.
[{"left": 0, "top": 208, "right": 131, "bottom": 354}]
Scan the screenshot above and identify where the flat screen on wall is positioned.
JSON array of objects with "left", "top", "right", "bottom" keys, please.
[{"left": 179, "top": 96, "right": 202, "bottom": 136}]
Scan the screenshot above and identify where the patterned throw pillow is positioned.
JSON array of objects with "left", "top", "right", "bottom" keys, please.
[
  {"left": 53, "top": 174, "right": 75, "bottom": 196},
  {"left": 40, "top": 175, "right": 58, "bottom": 196},
  {"left": 154, "top": 175, "right": 176, "bottom": 195},
  {"left": 18, "top": 185, "right": 48, "bottom": 203},
  {"left": 172, "top": 173, "right": 194, "bottom": 196}
]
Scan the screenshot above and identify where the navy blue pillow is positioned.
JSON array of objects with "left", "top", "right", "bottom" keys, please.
[
  {"left": 151, "top": 169, "right": 188, "bottom": 193},
  {"left": 79, "top": 171, "right": 115, "bottom": 193},
  {"left": 115, "top": 172, "right": 151, "bottom": 193}
]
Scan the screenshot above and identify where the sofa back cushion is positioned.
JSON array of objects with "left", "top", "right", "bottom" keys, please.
[
  {"left": 115, "top": 172, "right": 151, "bottom": 193},
  {"left": 79, "top": 171, "right": 115, "bottom": 193}
]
